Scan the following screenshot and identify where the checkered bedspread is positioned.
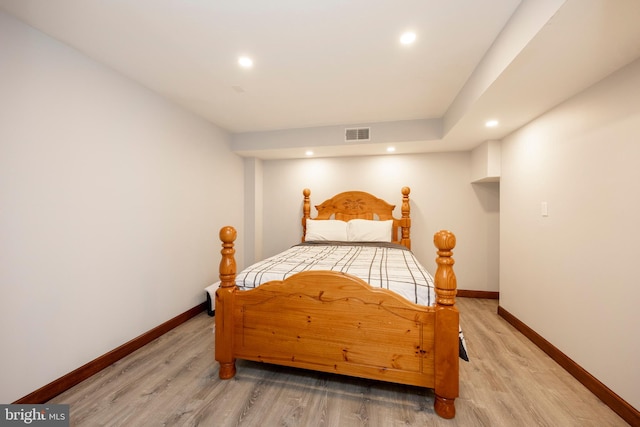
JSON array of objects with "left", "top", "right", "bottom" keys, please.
[{"left": 236, "top": 241, "right": 435, "bottom": 306}]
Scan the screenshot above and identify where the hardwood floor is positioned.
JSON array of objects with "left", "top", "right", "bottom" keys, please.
[{"left": 49, "top": 298, "right": 628, "bottom": 426}]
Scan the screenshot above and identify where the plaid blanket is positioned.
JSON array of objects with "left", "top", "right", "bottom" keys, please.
[{"left": 236, "top": 241, "right": 435, "bottom": 306}]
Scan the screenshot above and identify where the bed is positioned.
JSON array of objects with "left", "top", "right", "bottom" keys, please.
[{"left": 212, "top": 187, "right": 462, "bottom": 418}]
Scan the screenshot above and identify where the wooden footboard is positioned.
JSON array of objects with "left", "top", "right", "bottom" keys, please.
[{"left": 215, "top": 226, "right": 459, "bottom": 419}]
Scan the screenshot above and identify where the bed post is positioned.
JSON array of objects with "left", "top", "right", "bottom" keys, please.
[
  {"left": 433, "top": 230, "right": 459, "bottom": 419},
  {"left": 400, "top": 187, "right": 411, "bottom": 249},
  {"left": 301, "top": 188, "right": 311, "bottom": 242},
  {"left": 215, "top": 226, "right": 237, "bottom": 379}
]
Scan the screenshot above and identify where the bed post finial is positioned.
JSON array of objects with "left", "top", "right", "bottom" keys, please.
[
  {"left": 400, "top": 187, "right": 411, "bottom": 249},
  {"left": 216, "top": 226, "right": 237, "bottom": 379},
  {"left": 433, "top": 229, "right": 458, "bottom": 419},
  {"left": 434, "top": 230, "right": 456, "bottom": 306},
  {"left": 302, "top": 188, "right": 311, "bottom": 242},
  {"left": 219, "top": 226, "right": 237, "bottom": 288}
]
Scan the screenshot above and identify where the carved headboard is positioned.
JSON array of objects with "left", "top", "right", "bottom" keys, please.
[{"left": 301, "top": 187, "right": 411, "bottom": 249}]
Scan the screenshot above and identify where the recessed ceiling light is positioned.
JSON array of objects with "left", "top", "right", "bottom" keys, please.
[
  {"left": 238, "top": 56, "right": 253, "bottom": 68},
  {"left": 305, "top": 150, "right": 314, "bottom": 156},
  {"left": 485, "top": 120, "right": 499, "bottom": 128},
  {"left": 387, "top": 146, "right": 396, "bottom": 153},
  {"left": 400, "top": 32, "right": 416, "bottom": 45}
]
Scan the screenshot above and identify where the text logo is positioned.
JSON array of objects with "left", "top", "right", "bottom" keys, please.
[{"left": 1, "top": 405, "right": 69, "bottom": 426}]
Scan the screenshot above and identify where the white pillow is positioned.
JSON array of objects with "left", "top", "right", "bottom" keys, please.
[
  {"left": 306, "top": 219, "right": 348, "bottom": 241},
  {"left": 347, "top": 219, "right": 393, "bottom": 242}
]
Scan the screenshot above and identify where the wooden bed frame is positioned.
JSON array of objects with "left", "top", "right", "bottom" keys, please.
[{"left": 215, "top": 187, "right": 460, "bottom": 418}]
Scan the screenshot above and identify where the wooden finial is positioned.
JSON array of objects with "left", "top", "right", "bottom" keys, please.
[
  {"left": 219, "top": 226, "right": 237, "bottom": 288},
  {"left": 400, "top": 187, "right": 411, "bottom": 249},
  {"left": 401, "top": 187, "right": 410, "bottom": 220},
  {"left": 302, "top": 188, "right": 311, "bottom": 242},
  {"left": 434, "top": 230, "right": 456, "bottom": 306},
  {"left": 434, "top": 229, "right": 455, "bottom": 252}
]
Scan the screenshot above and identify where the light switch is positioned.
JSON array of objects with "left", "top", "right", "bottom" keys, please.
[{"left": 541, "top": 202, "right": 548, "bottom": 217}]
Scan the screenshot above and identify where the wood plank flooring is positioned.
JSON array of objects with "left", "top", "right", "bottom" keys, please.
[{"left": 48, "top": 298, "right": 628, "bottom": 426}]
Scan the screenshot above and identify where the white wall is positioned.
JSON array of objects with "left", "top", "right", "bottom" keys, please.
[
  {"left": 0, "top": 12, "right": 244, "bottom": 403},
  {"left": 471, "top": 140, "right": 501, "bottom": 183},
  {"left": 259, "top": 153, "right": 500, "bottom": 293},
  {"left": 500, "top": 58, "right": 640, "bottom": 409},
  {"left": 243, "top": 157, "right": 263, "bottom": 264}
]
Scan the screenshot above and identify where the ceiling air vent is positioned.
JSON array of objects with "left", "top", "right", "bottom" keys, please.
[{"left": 345, "top": 127, "right": 370, "bottom": 142}]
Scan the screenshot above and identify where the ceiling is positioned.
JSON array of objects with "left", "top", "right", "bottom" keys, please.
[{"left": 1, "top": 0, "right": 640, "bottom": 158}]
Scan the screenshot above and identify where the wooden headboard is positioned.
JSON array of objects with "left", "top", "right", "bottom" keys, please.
[{"left": 301, "top": 187, "right": 411, "bottom": 249}]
